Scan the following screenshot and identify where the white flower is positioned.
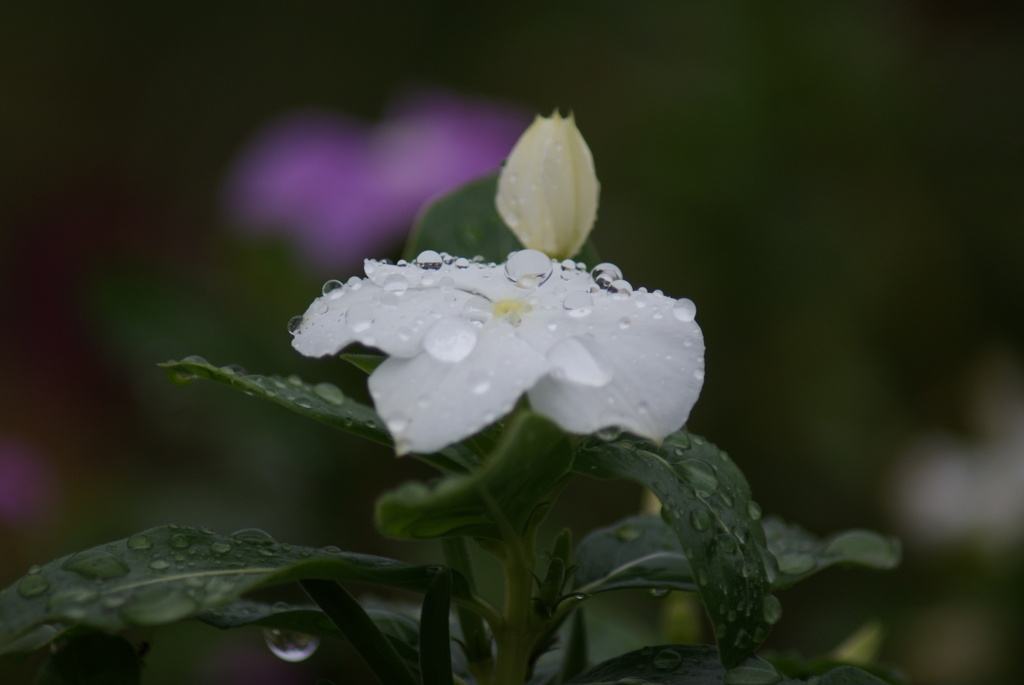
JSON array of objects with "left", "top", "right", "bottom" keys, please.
[
  {"left": 495, "top": 112, "right": 599, "bottom": 260},
  {"left": 290, "top": 249, "right": 704, "bottom": 455}
]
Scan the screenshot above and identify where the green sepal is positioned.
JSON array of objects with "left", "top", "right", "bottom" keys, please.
[
  {"left": 0, "top": 525, "right": 474, "bottom": 656},
  {"left": 375, "top": 411, "right": 574, "bottom": 540}
]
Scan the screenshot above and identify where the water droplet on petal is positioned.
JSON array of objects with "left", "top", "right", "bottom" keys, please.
[
  {"left": 673, "top": 298, "right": 697, "bottom": 322},
  {"left": 321, "top": 279, "right": 343, "bottom": 296},
  {"left": 591, "top": 262, "right": 623, "bottom": 289},
  {"left": 345, "top": 303, "right": 374, "bottom": 333},
  {"left": 608, "top": 279, "right": 633, "bottom": 298},
  {"left": 454, "top": 257, "right": 470, "bottom": 269},
  {"left": 504, "top": 249, "right": 553, "bottom": 289},
  {"left": 62, "top": 550, "right": 129, "bottom": 580},
  {"left": 547, "top": 337, "right": 613, "bottom": 387},
  {"left": 264, "top": 628, "right": 320, "bottom": 663},
  {"left": 462, "top": 295, "right": 493, "bottom": 326},
  {"left": 562, "top": 290, "right": 593, "bottom": 317},
  {"left": 415, "top": 249, "right": 443, "bottom": 269},
  {"left": 383, "top": 273, "right": 408, "bottom": 294},
  {"left": 287, "top": 315, "right": 304, "bottom": 335},
  {"left": 423, "top": 318, "right": 478, "bottom": 363},
  {"left": 17, "top": 575, "right": 49, "bottom": 598}
]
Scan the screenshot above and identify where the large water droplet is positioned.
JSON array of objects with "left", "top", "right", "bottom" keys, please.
[
  {"left": 462, "top": 295, "right": 493, "bottom": 326},
  {"left": 747, "top": 501, "right": 763, "bottom": 521},
  {"left": 383, "top": 273, "right": 409, "bottom": 294},
  {"left": 547, "top": 337, "right": 613, "bottom": 387},
  {"left": 504, "top": 249, "right": 553, "bottom": 289},
  {"left": 673, "top": 298, "right": 697, "bottom": 322},
  {"left": 17, "top": 575, "right": 49, "bottom": 598},
  {"left": 591, "top": 262, "right": 623, "bottom": 289},
  {"left": 763, "top": 595, "right": 783, "bottom": 625},
  {"left": 414, "top": 249, "right": 443, "bottom": 269},
  {"left": 120, "top": 586, "right": 198, "bottom": 626},
  {"left": 264, "top": 628, "right": 321, "bottom": 663},
  {"left": 287, "top": 315, "right": 304, "bottom": 335},
  {"left": 170, "top": 534, "right": 190, "bottom": 549},
  {"left": 723, "top": 655, "right": 782, "bottom": 684},
  {"left": 690, "top": 508, "right": 712, "bottom": 531},
  {"left": 127, "top": 534, "right": 152, "bottom": 551},
  {"left": 423, "top": 318, "right": 478, "bottom": 363},
  {"left": 321, "top": 279, "right": 343, "bottom": 296},
  {"left": 345, "top": 303, "right": 375, "bottom": 333},
  {"left": 232, "top": 528, "right": 276, "bottom": 544},
  {"left": 608, "top": 279, "right": 633, "bottom": 299},
  {"left": 313, "top": 382, "right": 345, "bottom": 406},
  {"left": 562, "top": 290, "right": 593, "bottom": 317},
  {"left": 677, "top": 459, "right": 719, "bottom": 497},
  {"left": 62, "top": 550, "right": 129, "bottom": 580},
  {"left": 652, "top": 648, "right": 682, "bottom": 671}
]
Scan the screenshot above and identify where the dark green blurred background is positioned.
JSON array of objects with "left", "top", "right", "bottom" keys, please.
[{"left": 2, "top": 2, "right": 1022, "bottom": 683}]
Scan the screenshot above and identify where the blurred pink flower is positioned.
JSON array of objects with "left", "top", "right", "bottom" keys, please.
[
  {"left": 223, "top": 90, "right": 528, "bottom": 271},
  {"left": 0, "top": 438, "right": 56, "bottom": 529}
]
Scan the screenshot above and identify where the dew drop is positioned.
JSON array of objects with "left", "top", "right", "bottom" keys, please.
[
  {"left": 591, "top": 262, "right": 623, "bottom": 289},
  {"left": 287, "top": 315, "right": 304, "bottom": 335},
  {"left": 747, "top": 501, "right": 763, "bottom": 521},
  {"left": 673, "top": 298, "right": 697, "bottom": 322},
  {"left": 423, "top": 317, "right": 478, "bottom": 363},
  {"left": 763, "top": 595, "right": 783, "bottom": 625},
  {"left": 127, "top": 534, "right": 152, "bottom": 551},
  {"left": 313, "top": 382, "right": 345, "bottom": 406},
  {"left": 211, "top": 542, "right": 231, "bottom": 554},
  {"left": 345, "top": 303, "right": 375, "bottom": 333},
  {"left": 321, "top": 279, "right": 344, "bottom": 296},
  {"left": 454, "top": 257, "right": 470, "bottom": 268},
  {"left": 462, "top": 295, "right": 493, "bottom": 326},
  {"left": 232, "top": 528, "right": 276, "bottom": 544},
  {"left": 608, "top": 279, "right": 633, "bottom": 298},
  {"left": 414, "top": 249, "right": 443, "bottom": 269},
  {"left": 149, "top": 560, "right": 170, "bottom": 570},
  {"left": 777, "top": 553, "right": 816, "bottom": 575},
  {"left": 615, "top": 524, "right": 642, "bottom": 541},
  {"left": 723, "top": 655, "right": 782, "bottom": 684},
  {"left": 17, "top": 575, "right": 49, "bottom": 598},
  {"left": 677, "top": 459, "right": 719, "bottom": 497},
  {"left": 120, "top": 586, "right": 198, "bottom": 626},
  {"left": 62, "top": 550, "right": 129, "bottom": 580},
  {"left": 382, "top": 273, "right": 409, "bottom": 294},
  {"left": 264, "top": 628, "right": 321, "bottom": 663},
  {"left": 170, "top": 534, "right": 191, "bottom": 549},
  {"left": 648, "top": 588, "right": 671, "bottom": 598},
  {"left": 504, "top": 249, "right": 553, "bottom": 289},
  {"left": 652, "top": 648, "right": 682, "bottom": 671},
  {"left": 562, "top": 290, "right": 593, "bottom": 316},
  {"left": 690, "top": 508, "right": 712, "bottom": 531}
]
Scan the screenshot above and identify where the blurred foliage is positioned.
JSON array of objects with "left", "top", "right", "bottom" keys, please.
[{"left": 1, "top": 2, "right": 1022, "bottom": 683}]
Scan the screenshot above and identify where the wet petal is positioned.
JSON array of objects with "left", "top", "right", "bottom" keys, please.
[{"left": 369, "top": 328, "right": 547, "bottom": 454}]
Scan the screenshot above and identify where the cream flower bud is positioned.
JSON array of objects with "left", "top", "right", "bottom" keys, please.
[{"left": 495, "top": 112, "right": 599, "bottom": 260}]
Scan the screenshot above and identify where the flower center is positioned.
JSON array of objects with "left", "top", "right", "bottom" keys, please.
[{"left": 493, "top": 299, "right": 532, "bottom": 326}]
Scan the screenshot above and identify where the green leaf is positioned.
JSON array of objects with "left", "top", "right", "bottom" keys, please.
[
  {"left": 0, "top": 525, "right": 472, "bottom": 656},
  {"left": 763, "top": 518, "right": 901, "bottom": 589},
  {"left": 441, "top": 537, "right": 491, "bottom": 663},
  {"left": 376, "top": 411, "right": 574, "bottom": 540},
  {"left": 159, "top": 356, "right": 478, "bottom": 473},
  {"left": 565, "top": 644, "right": 723, "bottom": 683},
  {"left": 404, "top": 174, "right": 525, "bottom": 264},
  {"left": 419, "top": 568, "right": 454, "bottom": 685},
  {"left": 565, "top": 644, "right": 893, "bottom": 684},
  {"left": 575, "top": 515, "right": 695, "bottom": 595},
  {"left": 33, "top": 634, "right": 142, "bottom": 685},
  {"left": 301, "top": 579, "right": 419, "bottom": 685},
  {"left": 574, "top": 431, "right": 774, "bottom": 667}
]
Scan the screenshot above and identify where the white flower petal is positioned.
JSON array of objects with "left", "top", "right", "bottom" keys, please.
[
  {"left": 369, "top": 327, "right": 548, "bottom": 454},
  {"left": 527, "top": 291, "right": 705, "bottom": 442}
]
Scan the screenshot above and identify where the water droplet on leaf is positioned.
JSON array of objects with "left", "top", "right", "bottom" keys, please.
[
  {"left": 313, "top": 382, "right": 345, "bottom": 406},
  {"left": 264, "top": 628, "right": 320, "bottom": 662},
  {"left": 652, "top": 648, "right": 682, "bottom": 671},
  {"left": 127, "top": 534, "right": 152, "bottom": 550},
  {"left": 17, "top": 575, "right": 49, "bottom": 598},
  {"left": 62, "top": 550, "right": 129, "bottom": 580},
  {"left": 690, "top": 508, "right": 712, "bottom": 531}
]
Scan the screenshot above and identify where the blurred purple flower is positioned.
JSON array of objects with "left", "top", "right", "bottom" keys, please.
[
  {"left": 0, "top": 437, "right": 56, "bottom": 529},
  {"left": 223, "top": 91, "right": 529, "bottom": 270}
]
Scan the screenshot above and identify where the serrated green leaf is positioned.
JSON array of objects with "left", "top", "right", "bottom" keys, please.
[
  {"left": 0, "top": 525, "right": 472, "bottom": 656},
  {"left": 573, "top": 431, "right": 773, "bottom": 667},
  {"left": 574, "top": 515, "right": 695, "bottom": 595},
  {"left": 159, "top": 356, "right": 477, "bottom": 473},
  {"left": 763, "top": 518, "right": 901, "bottom": 590},
  {"left": 376, "top": 411, "right": 573, "bottom": 540},
  {"left": 404, "top": 174, "right": 525, "bottom": 264}
]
